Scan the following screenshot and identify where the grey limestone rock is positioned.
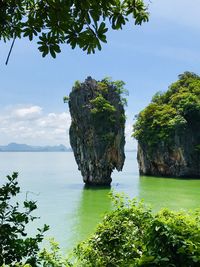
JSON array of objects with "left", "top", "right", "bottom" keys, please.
[
  {"left": 137, "top": 120, "right": 200, "bottom": 178},
  {"left": 68, "top": 77, "right": 125, "bottom": 185}
]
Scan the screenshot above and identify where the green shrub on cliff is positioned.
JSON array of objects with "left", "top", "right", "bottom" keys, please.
[
  {"left": 99, "top": 77, "right": 129, "bottom": 107},
  {"left": 133, "top": 72, "right": 200, "bottom": 147},
  {"left": 74, "top": 194, "right": 200, "bottom": 267},
  {"left": 90, "top": 94, "right": 116, "bottom": 115},
  {"left": 90, "top": 77, "right": 127, "bottom": 127}
]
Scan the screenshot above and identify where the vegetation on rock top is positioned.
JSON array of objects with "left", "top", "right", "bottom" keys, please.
[
  {"left": 133, "top": 72, "right": 200, "bottom": 148},
  {"left": 90, "top": 78, "right": 128, "bottom": 128},
  {"left": 69, "top": 77, "right": 128, "bottom": 137}
]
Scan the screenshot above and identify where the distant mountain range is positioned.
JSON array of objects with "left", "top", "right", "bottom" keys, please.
[{"left": 0, "top": 143, "right": 72, "bottom": 152}]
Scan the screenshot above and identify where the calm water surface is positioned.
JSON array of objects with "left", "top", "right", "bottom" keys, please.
[{"left": 0, "top": 152, "right": 200, "bottom": 251}]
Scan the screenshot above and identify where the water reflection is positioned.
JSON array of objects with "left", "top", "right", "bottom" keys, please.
[
  {"left": 138, "top": 176, "right": 200, "bottom": 211},
  {"left": 69, "top": 185, "right": 112, "bottom": 247}
]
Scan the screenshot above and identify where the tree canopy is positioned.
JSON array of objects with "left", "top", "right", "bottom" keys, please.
[
  {"left": 1, "top": 0, "right": 149, "bottom": 59},
  {"left": 133, "top": 72, "right": 200, "bottom": 147}
]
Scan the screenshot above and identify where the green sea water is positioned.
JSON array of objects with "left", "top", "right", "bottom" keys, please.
[{"left": 0, "top": 151, "right": 200, "bottom": 251}]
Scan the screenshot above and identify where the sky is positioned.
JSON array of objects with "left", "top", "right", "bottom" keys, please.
[{"left": 1, "top": 0, "right": 200, "bottom": 148}]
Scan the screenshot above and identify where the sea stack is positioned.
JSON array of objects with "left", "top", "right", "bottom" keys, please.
[
  {"left": 68, "top": 77, "right": 126, "bottom": 185},
  {"left": 133, "top": 72, "right": 200, "bottom": 177}
]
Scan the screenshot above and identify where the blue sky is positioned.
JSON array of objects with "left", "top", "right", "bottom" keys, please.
[{"left": 0, "top": 0, "right": 200, "bottom": 148}]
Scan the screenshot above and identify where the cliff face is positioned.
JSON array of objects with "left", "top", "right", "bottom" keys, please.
[
  {"left": 138, "top": 126, "right": 200, "bottom": 177},
  {"left": 68, "top": 77, "right": 125, "bottom": 185},
  {"left": 134, "top": 72, "right": 200, "bottom": 178}
]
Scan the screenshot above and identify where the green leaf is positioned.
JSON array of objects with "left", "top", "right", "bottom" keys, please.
[{"left": 49, "top": 46, "right": 56, "bottom": 58}]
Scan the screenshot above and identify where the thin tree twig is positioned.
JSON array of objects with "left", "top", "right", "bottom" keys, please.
[{"left": 5, "top": 36, "right": 16, "bottom": 65}]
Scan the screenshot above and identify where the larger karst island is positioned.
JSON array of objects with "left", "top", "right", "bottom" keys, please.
[
  {"left": 133, "top": 72, "right": 200, "bottom": 178},
  {"left": 68, "top": 77, "right": 126, "bottom": 186}
]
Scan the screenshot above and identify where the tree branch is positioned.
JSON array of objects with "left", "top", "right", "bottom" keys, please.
[{"left": 5, "top": 36, "right": 16, "bottom": 65}]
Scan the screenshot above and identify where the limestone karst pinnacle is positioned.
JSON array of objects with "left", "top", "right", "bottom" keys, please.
[{"left": 68, "top": 77, "right": 125, "bottom": 185}]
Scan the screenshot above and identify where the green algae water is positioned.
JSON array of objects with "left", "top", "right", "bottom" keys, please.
[{"left": 0, "top": 151, "right": 200, "bottom": 250}]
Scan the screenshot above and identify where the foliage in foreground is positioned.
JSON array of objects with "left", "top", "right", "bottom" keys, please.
[
  {"left": 1, "top": 0, "right": 149, "bottom": 58},
  {"left": 75, "top": 194, "right": 200, "bottom": 267},
  {"left": 0, "top": 172, "right": 49, "bottom": 266},
  {"left": 39, "top": 239, "right": 73, "bottom": 267},
  {"left": 1, "top": 174, "right": 200, "bottom": 267}
]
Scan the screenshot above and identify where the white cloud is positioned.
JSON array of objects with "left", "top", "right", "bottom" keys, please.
[
  {"left": 0, "top": 105, "right": 71, "bottom": 146},
  {"left": 11, "top": 105, "right": 42, "bottom": 120}
]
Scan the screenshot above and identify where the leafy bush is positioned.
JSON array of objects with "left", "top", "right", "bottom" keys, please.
[
  {"left": 74, "top": 193, "right": 200, "bottom": 267},
  {"left": 39, "top": 239, "right": 72, "bottom": 267},
  {"left": 143, "top": 209, "right": 200, "bottom": 266},
  {"left": 0, "top": 172, "right": 49, "bottom": 266}
]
